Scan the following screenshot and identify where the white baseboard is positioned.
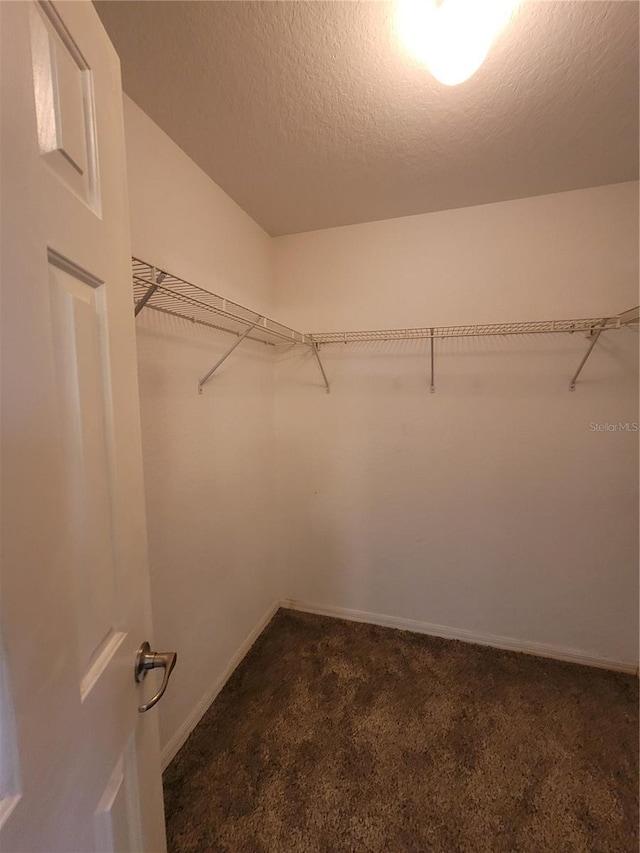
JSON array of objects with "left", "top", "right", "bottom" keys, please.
[
  {"left": 162, "top": 596, "right": 637, "bottom": 769},
  {"left": 161, "top": 600, "right": 281, "bottom": 770},
  {"left": 282, "top": 599, "right": 639, "bottom": 676}
]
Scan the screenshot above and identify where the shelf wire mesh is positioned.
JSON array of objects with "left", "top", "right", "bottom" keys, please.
[
  {"left": 132, "top": 258, "right": 638, "bottom": 348},
  {"left": 307, "top": 313, "right": 638, "bottom": 344},
  {"left": 132, "top": 258, "right": 308, "bottom": 346}
]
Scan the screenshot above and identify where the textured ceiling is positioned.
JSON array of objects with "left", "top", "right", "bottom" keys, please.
[{"left": 95, "top": 1, "right": 639, "bottom": 236}]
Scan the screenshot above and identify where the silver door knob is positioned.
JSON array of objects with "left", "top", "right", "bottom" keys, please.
[{"left": 134, "top": 642, "right": 177, "bottom": 713}]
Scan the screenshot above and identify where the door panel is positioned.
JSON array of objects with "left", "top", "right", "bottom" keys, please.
[
  {"left": 0, "top": 636, "right": 20, "bottom": 828},
  {"left": 31, "top": 1, "right": 100, "bottom": 209},
  {"left": 94, "top": 740, "right": 143, "bottom": 853},
  {"left": 1, "top": 2, "right": 167, "bottom": 850},
  {"left": 49, "top": 254, "right": 123, "bottom": 681}
]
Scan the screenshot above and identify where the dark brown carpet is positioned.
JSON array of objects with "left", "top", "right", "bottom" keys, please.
[{"left": 163, "top": 609, "right": 639, "bottom": 853}]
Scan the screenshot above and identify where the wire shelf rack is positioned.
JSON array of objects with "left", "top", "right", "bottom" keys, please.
[
  {"left": 308, "top": 312, "right": 639, "bottom": 344},
  {"left": 132, "top": 256, "right": 637, "bottom": 393},
  {"left": 132, "top": 258, "right": 308, "bottom": 346}
]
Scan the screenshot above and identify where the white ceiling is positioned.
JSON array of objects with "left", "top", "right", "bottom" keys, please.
[{"left": 95, "top": 1, "right": 639, "bottom": 237}]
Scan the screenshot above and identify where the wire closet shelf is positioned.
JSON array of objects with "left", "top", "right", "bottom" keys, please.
[
  {"left": 307, "top": 312, "right": 639, "bottom": 344},
  {"left": 132, "top": 257, "right": 308, "bottom": 347},
  {"left": 132, "top": 257, "right": 638, "bottom": 345},
  {"left": 132, "top": 257, "right": 638, "bottom": 394}
]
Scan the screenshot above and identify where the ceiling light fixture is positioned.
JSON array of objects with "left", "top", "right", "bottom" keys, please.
[{"left": 396, "top": 0, "right": 519, "bottom": 86}]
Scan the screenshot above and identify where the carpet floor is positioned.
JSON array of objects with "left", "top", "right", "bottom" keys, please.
[{"left": 163, "top": 609, "right": 639, "bottom": 853}]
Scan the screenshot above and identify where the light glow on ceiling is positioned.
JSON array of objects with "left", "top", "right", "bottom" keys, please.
[{"left": 396, "top": 0, "right": 519, "bottom": 86}]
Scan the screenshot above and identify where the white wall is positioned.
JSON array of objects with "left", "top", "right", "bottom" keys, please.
[
  {"left": 124, "top": 96, "right": 638, "bottom": 763},
  {"left": 123, "top": 97, "right": 279, "bottom": 762},
  {"left": 273, "top": 182, "right": 639, "bottom": 668}
]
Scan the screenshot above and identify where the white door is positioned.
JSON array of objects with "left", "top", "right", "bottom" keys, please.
[{"left": 0, "top": 2, "right": 168, "bottom": 851}]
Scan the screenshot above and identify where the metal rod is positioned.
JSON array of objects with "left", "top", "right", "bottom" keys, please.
[
  {"left": 569, "top": 318, "right": 608, "bottom": 391},
  {"left": 198, "top": 318, "right": 261, "bottom": 393},
  {"left": 429, "top": 329, "right": 435, "bottom": 393},
  {"left": 134, "top": 268, "right": 166, "bottom": 316},
  {"left": 618, "top": 305, "right": 639, "bottom": 326},
  {"left": 134, "top": 283, "right": 158, "bottom": 316},
  {"left": 312, "top": 343, "right": 330, "bottom": 394}
]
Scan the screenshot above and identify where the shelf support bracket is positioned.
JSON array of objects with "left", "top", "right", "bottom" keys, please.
[
  {"left": 198, "top": 318, "right": 261, "bottom": 394},
  {"left": 134, "top": 282, "right": 157, "bottom": 316},
  {"left": 569, "top": 318, "right": 608, "bottom": 391},
  {"left": 134, "top": 268, "right": 166, "bottom": 316},
  {"left": 429, "top": 329, "right": 435, "bottom": 393},
  {"left": 312, "top": 343, "right": 330, "bottom": 394}
]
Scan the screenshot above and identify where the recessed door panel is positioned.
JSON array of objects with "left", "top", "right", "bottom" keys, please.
[
  {"left": 30, "top": 3, "right": 99, "bottom": 211},
  {"left": 0, "top": 635, "right": 21, "bottom": 830},
  {"left": 94, "top": 741, "right": 142, "bottom": 853},
  {"left": 49, "top": 253, "right": 120, "bottom": 684}
]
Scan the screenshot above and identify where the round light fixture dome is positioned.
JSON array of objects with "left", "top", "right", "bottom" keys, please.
[{"left": 396, "top": 0, "right": 519, "bottom": 86}]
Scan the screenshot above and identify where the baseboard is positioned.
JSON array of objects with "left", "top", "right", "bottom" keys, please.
[
  {"left": 282, "top": 599, "right": 639, "bottom": 675},
  {"left": 161, "top": 596, "right": 637, "bottom": 768},
  {"left": 161, "top": 600, "right": 281, "bottom": 770}
]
